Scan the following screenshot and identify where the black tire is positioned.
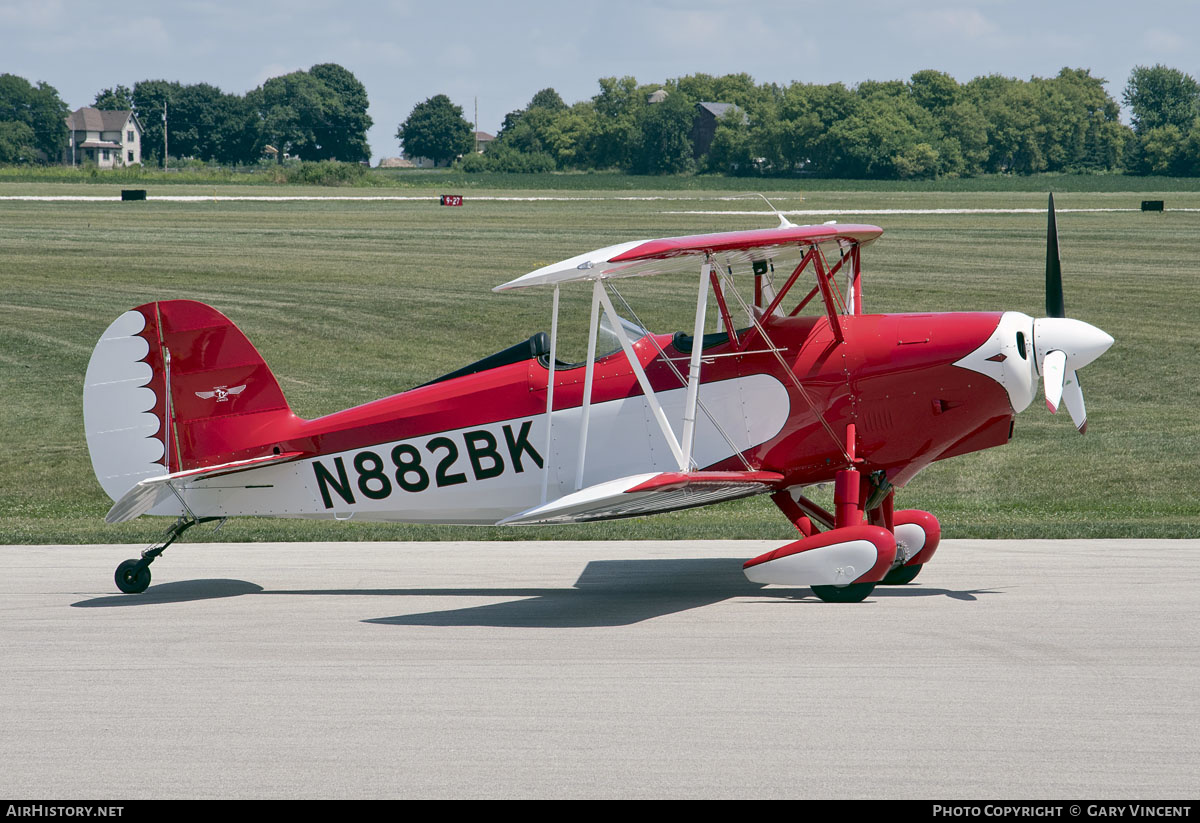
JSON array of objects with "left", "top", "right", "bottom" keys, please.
[
  {"left": 881, "top": 564, "right": 923, "bottom": 585},
  {"left": 115, "top": 559, "right": 151, "bottom": 594},
  {"left": 811, "top": 583, "right": 875, "bottom": 603}
]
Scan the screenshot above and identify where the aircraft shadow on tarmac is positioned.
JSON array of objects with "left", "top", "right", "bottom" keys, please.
[
  {"left": 361, "top": 558, "right": 763, "bottom": 628},
  {"left": 71, "top": 559, "right": 998, "bottom": 624},
  {"left": 71, "top": 579, "right": 264, "bottom": 607},
  {"left": 297, "top": 559, "right": 998, "bottom": 628}
]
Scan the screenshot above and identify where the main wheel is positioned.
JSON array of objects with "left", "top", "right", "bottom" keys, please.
[
  {"left": 881, "top": 563, "right": 923, "bottom": 585},
  {"left": 811, "top": 583, "right": 876, "bottom": 603},
  {"left": 115, "top": 559, "right": 151, "bottom": 594}
]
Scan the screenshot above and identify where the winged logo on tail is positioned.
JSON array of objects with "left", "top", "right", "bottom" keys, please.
[{"left": 195, "top": 384, "right": 247, "bottom": 402}]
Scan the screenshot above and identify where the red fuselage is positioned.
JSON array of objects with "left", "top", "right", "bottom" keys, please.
[{"left": 258, "top": 310, "right": 1011, "bottom": 492}]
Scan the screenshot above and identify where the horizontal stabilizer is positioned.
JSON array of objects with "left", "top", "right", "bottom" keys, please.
[
  {"left": 498, "top": 470, "right": 783, "bottom": 526},
  {"left": 105, "top": 451, "right": 305, "bottom": 524}
]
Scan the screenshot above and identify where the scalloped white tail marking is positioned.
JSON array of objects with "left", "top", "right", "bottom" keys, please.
[{"left": 83, "top": 310, "right": 166, "bottom": 501}]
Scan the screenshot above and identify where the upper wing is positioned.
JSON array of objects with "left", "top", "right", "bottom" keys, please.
[
  {"left": 497, "top": 470, "right": 784, "bottom": 525},
  {"left": 494, "top": 224, "right": 882, "bottom": 291}
]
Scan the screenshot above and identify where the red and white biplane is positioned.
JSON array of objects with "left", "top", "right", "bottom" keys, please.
[{"left": 84, "top": 197, "right": 1112, "bottom": 601}]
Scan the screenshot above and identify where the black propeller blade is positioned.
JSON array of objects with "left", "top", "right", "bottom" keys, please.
[{"left": 1045, "top": 193, "right": 1065, "bottom": 318}]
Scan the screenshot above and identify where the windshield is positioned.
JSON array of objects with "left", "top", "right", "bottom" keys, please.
[{"left": 597, "top": 311, "right": 650, "bottom": 358}]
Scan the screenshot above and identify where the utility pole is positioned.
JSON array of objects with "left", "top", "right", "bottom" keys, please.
[
  {"left": 474, "top": 97, "right": 479, "bottom": 153},
  {"left": 163, "top": 100, "right": 168, "bottom": 171}
]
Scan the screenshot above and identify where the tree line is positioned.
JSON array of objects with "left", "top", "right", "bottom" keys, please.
[
  {"left": 0, "top": 63, "right": 372, "bottom": 166},
  {"left": 4, "top": 63, "right": 1200, "bottom": 177},
  {"left": 404, "top": 65, "right": 1200, "bottom": 178}
]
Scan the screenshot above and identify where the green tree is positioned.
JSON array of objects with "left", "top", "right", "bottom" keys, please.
[
  {"left": 933, "top": 100, "right": 990, "bottom": 176},
  {"left": 241, "top": 65, "right": 373, "bottom": 164},
  {"left": 497, "top": 88, "right": 574, "bottom": 159},
  {"left": 94, "top": 85, "right": 135, "bottom": 110},
  {"left": 1178, "top": 121, "right": 1200, "bottom": 176},
  {"left": 0, "top": 120, "right": 38, "bottom": 164},
  {"left": 705, "top": 107, "right": 757, "bottom": 174},
  {"left": 132, "top": 79, "right": 181, "bottom": 164},
  {"left": 459, "top": 141, "right": 555, "bottom": 173},
  {"left": 0, "top": 74, "right": 69, "bottom": 163},
  {"left": 1043, "top": 68, "right": 1130, "bottom": 171},
  {"left": 586, "top": 76, "right": 646, "bottom": 169},
  {"left": 892, "top": 142, "right": 941, "bottom": 178},
  {"left": 633, "top": 89, "right": 695, "bottom": 174},
  {"left": 308, "top": 63, "right": 373, "bottom": 162},
  {"left": 169, "top": 82, "right": 226, "bottom": 160},
  {"left": 960, "top": 70, "right": 1129, "bottom": 175},
  {"left": 1136, "top": 124, "right": 1184, "bottom": 174},
  {"left": 248, "top": 71, "right": 331, "bottom": 163},
  {"left": 910, "top": 70, "right": 959, "bottom": 113},
  {"left": 823, "top": 92, "right": 936, "bottom": 178},
  {"left": 528, "top": 87, "right": 567, "bottom": 112},
  {"left": 965, "top": 75, "right": 1051, "bottom": 173},
  {"left": 492, "top": 92, "right": 598, "bottom": 170},
  {"left": 772, "top": 82, "right": 859, "bottom": 174},
  {"left": 396, "top": 94, "right": 473, "bottom": 166},
  {"left": 132, "top": 79, "right": 263, "bottom": 165},
  {"left": 208, "top": 92, "right": 259, "bottom": 165},
  {"left": 1123, "top": 65, "right": 1199, "bottom": 175},
  {"left": 1124, "top": 65, "right": 1200, "bottom": 133}
]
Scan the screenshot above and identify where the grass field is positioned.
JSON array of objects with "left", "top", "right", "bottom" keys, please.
[{"left": 2, "top": 183, "right": 1198, "bottom": 544}]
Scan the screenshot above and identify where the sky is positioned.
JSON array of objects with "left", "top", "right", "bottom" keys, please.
[{"left": 3, "top": 0, "right": 1197, "bottom": 164}]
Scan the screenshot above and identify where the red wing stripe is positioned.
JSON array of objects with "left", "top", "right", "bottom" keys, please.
[
  {"left": 625, "top": 471, "right": 784, "bottom": 494},
  {"left": 609, "top": 226, "right": 883, "bottom": 262}
]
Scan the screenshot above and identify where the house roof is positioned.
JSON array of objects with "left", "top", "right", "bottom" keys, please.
[
  {"left": 66, "top": 107, "right": 136, "bottom": 132},
  {"left": 697, "top": 102, "right": 735, "bottom": 118},
  {"left": 696, "top": 101, "right": 749, "bottom": 125},
  {"left": 473, "top": 131, "right": 495, "bottom": 141}
]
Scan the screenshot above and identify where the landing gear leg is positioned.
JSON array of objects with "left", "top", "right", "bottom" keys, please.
[{"left": 113, "top": 515, "right": 220, "bottom": 594}]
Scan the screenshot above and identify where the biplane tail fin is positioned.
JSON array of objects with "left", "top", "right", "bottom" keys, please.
[{"left": 83, "top": 300, "right": 300, "bottom": 505}]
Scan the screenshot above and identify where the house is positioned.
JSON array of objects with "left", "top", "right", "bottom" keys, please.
[
  {"left": 401, "top": 153, "right": 443, "bottom": 169},
  {"left": 473, "top": 131, "right": 495, "bottom": 153},
  {"left": 691, "top": 102, "right": 748, "bottom": 158},
  {"left": 64, "top": 108, "right": 143, "bottom": 168}
]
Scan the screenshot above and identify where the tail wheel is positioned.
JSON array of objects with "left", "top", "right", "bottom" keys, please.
[
  {"left": 115, "top": 559, "right": 151, "bottom": 594},
  {"left": 811, "top": 583, "right": 876, "bottom": 603}
]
